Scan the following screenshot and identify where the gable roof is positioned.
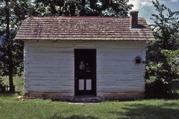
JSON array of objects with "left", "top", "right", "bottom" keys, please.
[{"left": 15, "top": 17, "right": 154, "bottom": 41}]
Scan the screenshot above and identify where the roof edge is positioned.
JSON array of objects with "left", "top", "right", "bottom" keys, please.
[{"left": 15, "top": 37, "right": 155, "bottom": 41}]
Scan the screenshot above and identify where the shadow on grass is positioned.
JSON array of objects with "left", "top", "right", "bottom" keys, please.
[
  {"left": 110, "top": 102, "right": 179, "bottom": 119},
  {"left": 48, "top": 114, "right": 98, "bottom": 119}
]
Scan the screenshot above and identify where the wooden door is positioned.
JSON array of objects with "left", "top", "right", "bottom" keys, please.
[{"left": 75, "top": 49, "right": 96, "bottom": 96}]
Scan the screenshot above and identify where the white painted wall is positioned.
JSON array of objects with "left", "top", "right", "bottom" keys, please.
[{"left": 24, "top": 40, "right": 146, "bottom": 96}]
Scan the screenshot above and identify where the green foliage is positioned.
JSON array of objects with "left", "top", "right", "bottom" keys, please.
[
  {"left": 33, "top": 0, "right": 133, "bottom": 16},
  {"left": 0, "top": 0, "right": 29, "bottom": 92},
  {"left": 146, "top": 0, "right": 179, "bottom": 98},
  {"left": 0, "top": 0, "right": 30, "bottom": 75},
  {"left": 0, "top": 75, "right": 5, "bottom": 92},
  {"left": 146, "top": 50, "right": 179, "bottom": 98},
  {"left": 0, "top": 77, "right": 4, "bottom": 86},
  {"left": 150, "top": 0, "right": 179, "bottom": 50}
]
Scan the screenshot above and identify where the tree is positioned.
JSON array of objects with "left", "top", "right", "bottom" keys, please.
[
  {"left": 145, "top": 0, "right": 179, "bottom": 98},
  {"left": 0, "top": 0, "right": 29, "bottom": 93},
  {"left": 33, "top": 0, "right": 133, "bottom": 16}
]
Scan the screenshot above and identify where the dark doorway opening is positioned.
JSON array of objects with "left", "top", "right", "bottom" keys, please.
[{"left": 74, "top": 49, "right": 96, "bottom": 96}]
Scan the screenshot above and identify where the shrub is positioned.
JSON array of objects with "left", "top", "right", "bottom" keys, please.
[
  {"left": 145, "top": 50, "right": 179, "bottom": 98},
  {"left": 145, "top": 79, "right": 177, "bottom": 99}
]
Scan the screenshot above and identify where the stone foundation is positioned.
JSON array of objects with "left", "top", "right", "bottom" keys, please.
[{"left": 25, "top": 91, "right": 145, "bottom": 102}]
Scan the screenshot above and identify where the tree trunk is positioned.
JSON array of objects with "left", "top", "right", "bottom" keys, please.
[
  {"left": 80, "top": 0, "right": 86, "bottom": 16},
  {"left": 5, "top": 0, "right": 15, "bottom": 93},
  {"left": 109, "top": 0, "right": 112, "bottom": 5},
  {"left": 8, "top": 42, "right": 14, "bottom": 93}
]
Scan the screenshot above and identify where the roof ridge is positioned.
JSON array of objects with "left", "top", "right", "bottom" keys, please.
[{"left": 27, "top": 16, "right": 131, "bottom": 19}]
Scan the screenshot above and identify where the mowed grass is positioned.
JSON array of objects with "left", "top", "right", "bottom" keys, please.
[
  {"left": 1, "top": 77, "right": 179, "bottom": 119},
  {"left": 0, "top": 97, "right": 179, "bottom": 119}
]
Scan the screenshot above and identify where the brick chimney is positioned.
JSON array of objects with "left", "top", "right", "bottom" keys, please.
[{"left": 130, "top": 11, "right": 138, "bottom": 28}]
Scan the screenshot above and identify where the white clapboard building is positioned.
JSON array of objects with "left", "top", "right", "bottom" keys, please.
[{"left": 16, "top": 11, "right": 154, "bottom": 101}]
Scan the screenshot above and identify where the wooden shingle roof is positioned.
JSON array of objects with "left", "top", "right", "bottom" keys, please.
[{"left": 15, "top": 17, "right": 154, "bottom": 41}]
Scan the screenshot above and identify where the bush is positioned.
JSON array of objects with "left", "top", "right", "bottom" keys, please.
[
  {"left": 145, "top": 79, "right": 177, "bottom": 99},
  {"left": 145, "top": 50, "right": 179, "bottom": 98}
]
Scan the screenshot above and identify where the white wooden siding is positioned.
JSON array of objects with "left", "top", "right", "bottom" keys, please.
[{"left": 24, "top": 40, "right": 146, "bottom": 96}]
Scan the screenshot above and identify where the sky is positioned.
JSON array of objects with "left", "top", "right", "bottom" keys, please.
[{"left": 129, "top": 0, "right": 179, "bottom": 23}]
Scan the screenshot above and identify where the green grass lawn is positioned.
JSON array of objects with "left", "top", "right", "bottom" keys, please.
[
  {"left": 1, "top": 77, "right": 179, "bottom": 119},
  {"left": 0, "top": 96, "right": 179, "bottom": 119}
]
